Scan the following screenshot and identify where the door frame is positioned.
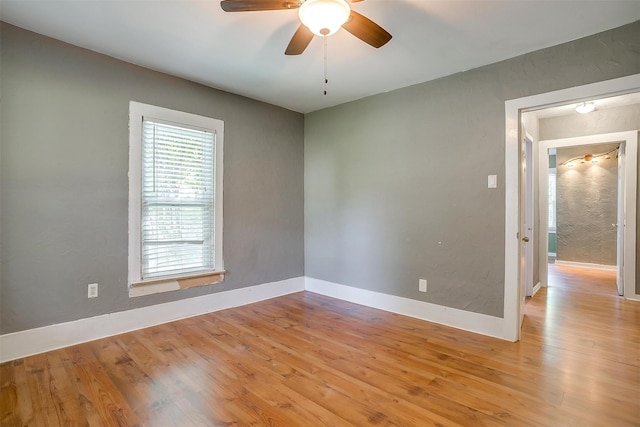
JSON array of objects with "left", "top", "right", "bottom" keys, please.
[
  {"left": 537, "top": 132, "right": 637, "bottom": 298},
  {"left": 503, "top": 73, "right": 640, "bottom": 342}
]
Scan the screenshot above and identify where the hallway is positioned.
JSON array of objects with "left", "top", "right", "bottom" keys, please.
[{"left": 521, "top": 263, "right": 639, "bottom": 424}]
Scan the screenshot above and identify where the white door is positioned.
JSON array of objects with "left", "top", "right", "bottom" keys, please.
[
  {"left": 524, "top": 137, "right": 534, "bottom": 296},
  {"left": 616, "top": 143, "right": 625, "bottom": 295},
  {"left": 519, "top": 134, "right": 528, "bottom": 325}
]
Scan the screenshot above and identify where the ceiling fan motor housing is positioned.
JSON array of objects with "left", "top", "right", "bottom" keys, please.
[{"left": 298, "top": 0, "right": 351, "bottom": 36}]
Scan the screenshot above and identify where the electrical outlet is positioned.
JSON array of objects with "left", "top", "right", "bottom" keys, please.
[
  {"left": 88, "top": 283, "right": 98, "bottom": 298},
  {"left": 419, "top": 279, "right": 427, "bottom": 293}
]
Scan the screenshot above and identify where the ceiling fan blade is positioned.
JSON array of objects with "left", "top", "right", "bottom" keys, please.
[
  {"left": 285, "top": 24, "right": 314, "bottom": 55},
  {"left": 341, "top": 10, "right": 392, "bottom": 48},
  {"left": 220, "top": 0, "right": 300, "bottom": 12}
]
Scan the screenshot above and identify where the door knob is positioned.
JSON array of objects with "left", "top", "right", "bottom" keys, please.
[{"left": 522, "top": 236, "right": 530, "bottom": 242}]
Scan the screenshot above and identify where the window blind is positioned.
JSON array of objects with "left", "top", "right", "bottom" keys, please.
[{"left": 141, "top": 119, "right": 216, "bottom": 279}]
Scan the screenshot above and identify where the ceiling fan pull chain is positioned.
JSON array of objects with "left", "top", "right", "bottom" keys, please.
[{"left": 324, "top": 36, "right": 328, "bottom": 96}]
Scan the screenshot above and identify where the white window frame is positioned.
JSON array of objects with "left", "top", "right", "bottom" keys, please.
[{"left": 128, "top": 101, "right": 224, "bottom": 295}]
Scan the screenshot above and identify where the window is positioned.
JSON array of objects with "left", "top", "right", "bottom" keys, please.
[
  {"left": 129, "top": 102, "right": 224, "bottom": 292},
  {"left": 548, "top": 167, "right": 556, "bottom": 231}
]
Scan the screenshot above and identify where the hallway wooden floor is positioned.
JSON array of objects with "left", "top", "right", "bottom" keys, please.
[{"left": 1, "top": 265, "right": 639, "bottom": 426}]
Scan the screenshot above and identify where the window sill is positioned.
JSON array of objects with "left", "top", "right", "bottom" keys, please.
[{"left": 129, "top": 271, "right": 226, "bottom": 298}]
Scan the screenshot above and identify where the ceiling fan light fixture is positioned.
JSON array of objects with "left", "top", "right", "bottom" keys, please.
[{"left": 298, "top": 0, "right": 351, "bottom": 37}]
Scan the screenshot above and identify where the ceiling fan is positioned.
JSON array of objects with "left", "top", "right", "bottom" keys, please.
[{"left": 219, "top": 0, "right": 392, "bottom": 55}]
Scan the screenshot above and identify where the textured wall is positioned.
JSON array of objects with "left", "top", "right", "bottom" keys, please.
[
  {"left": 540, "top": 104, "right": 640, "bottom": 141},
  {"left": 540, "top": 104, "right": 640, "bottom": 292},
  {"left": 556, "top": 144, "right": 619, "bottom": 265},
  {"left": 1, "top": 24, "right": 305, "bottom": 334},
  {"left": 305, "top": 21, "right": 640, "bottom": 318}
]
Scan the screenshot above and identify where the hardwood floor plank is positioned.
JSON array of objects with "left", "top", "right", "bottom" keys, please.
[
  {"left": 205, "top": 312, "right": 458, "bottom": 426},
  {"left": 87, "top": 336, "right": 195, "bottom": 426},
  {"left": 215, "top": 305, "right": 509, "bottom": 425},
  {"left": 2, "top": 264, "right": 639, "bottom": 425},
  {"left": 0, "top": 361, "right": 23, "bottom": 426},
  {"left": 24, "top": 353, "right": 66, "bottom": 426},
  {"left": 114, "top": 332, "right": 231, "bottom": 427},
  {"left": 65, "top": 345, "right": 141, "bottom": 426},
  {"left": 151, "top": 317, "right": 349, "bottom": 426},
  {"left": 193, "top": 319, "right": 354, "bottom": 426},
  {"left": 134, "top": 322, "right": 306, "bottom": 426},
  {"left": 249, "top": 296, "right": 568, "bottom": 415},
  {"left": 58, "top": 349, "right": 110, "bottom": 427},
  {"left": 44, "top": 351, "right": 90, "bottom": 427}
]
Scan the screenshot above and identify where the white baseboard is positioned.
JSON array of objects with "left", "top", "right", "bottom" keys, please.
[
  {"left": 554, "top": 260, "right": 617, "bottom": 271},
  {"left": 2, "top": 276, "right": 518, "bottom": 362},
  {"left": 305, "top": 277, "right": 506, "bottom": 341},
  {"left": 0, "top": 277, "right": 305, "bottom": 362},
  {"left": 532, "top": 282, "right": 542, "bottom": 295}
]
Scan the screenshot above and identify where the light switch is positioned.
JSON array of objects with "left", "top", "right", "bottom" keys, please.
[{"left": 488, "top": 175, "right": 497, "bottom": 189}]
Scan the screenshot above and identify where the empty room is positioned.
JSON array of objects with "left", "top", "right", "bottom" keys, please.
[{"left": 1, "top": 1, "right": 639, "bottom": 425}]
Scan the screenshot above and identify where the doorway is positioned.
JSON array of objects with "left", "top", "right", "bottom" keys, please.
[
  {"left": 503, "top": 73, "right": 640, "bottom": 342},
  {"left": 538, "top": 136, "right": 631, "bottom": 297}
]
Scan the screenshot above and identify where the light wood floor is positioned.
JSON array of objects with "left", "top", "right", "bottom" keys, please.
[{"left": 2, "top": 265, "right": 639, "bottom": 426}]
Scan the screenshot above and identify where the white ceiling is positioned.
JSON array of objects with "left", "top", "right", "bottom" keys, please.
[{"left": 2, "top": 0, "right": 639, "bottom": 113}]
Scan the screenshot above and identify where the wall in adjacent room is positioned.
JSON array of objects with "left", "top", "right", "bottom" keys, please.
[
  {"left": 556, "top": 143, "right": 619, "bottom": 265},
  {"left": 305, "top": 21, "right": 640, "bottom": 317},
  {"left": 1, "top": 24, "right": 305, "bottom": 334}
]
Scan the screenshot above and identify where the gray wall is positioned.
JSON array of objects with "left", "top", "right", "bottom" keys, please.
[
  {"left": 540, "top": 104, "right": 640, "bottom": 141},
  {"left": 1, "top": 24, "right": 305, "bottom": 334},
  {"left": 540, "top": 104, "right": 640, "bottom": 292},
  {"left": 305, "top": 21, "right": 640, "bottom": 318},
  {"left": 556, "top": 144, "right": 619, "bottom": 265}
]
